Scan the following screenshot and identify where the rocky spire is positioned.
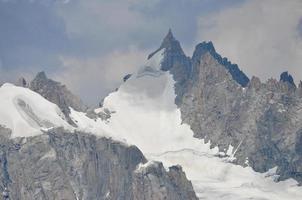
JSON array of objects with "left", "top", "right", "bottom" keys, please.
[
  {"left": 159, "top": 28, "right": 181, "bottom": 51},
  {"left": 146, "top": 30, "right": 192, "bottom": 106},
  {"left": 16, "top": 77, "right": 28, "bottom": 88},
  {"left": 192, "top": 41, "right": 249, "bottom": 87},
  {"left": 280, "top": 71, "right": 296, "bottom": 87},
  {"left": 147, "top": 29, "right": 186, "bottom": 71},
  {"left": 192, "top": 41, "right": 216, "bottom": 60},
  {"left": 35, "top": 71, "right": 47, "bottom": 80}
]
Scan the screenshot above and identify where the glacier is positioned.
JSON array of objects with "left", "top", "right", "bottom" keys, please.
[
  {"left": 92, "top": 49, "right": 302, "bottom": 199},
  {"left": 0, "top": 46, "right": 301, "bottom": 199}
]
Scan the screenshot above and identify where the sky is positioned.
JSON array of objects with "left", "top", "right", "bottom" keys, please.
[{"left": 0, "top": 0, "right": 302, "bottom": 105}]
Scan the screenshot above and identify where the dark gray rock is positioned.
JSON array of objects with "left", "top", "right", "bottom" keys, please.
[
  {"left": 148, "top": 29, "right": 192, "bottom": 105},
  {"left": 192, "top": 42, "right": 249, "bottom": 87},
  {"left": 123, "top": 74, "right": 132, "bottom": 82},
  {"left": 0, "top": 127, "right": 197, "bottom": 200},
  {"left": 153, "top": 31, "right": 302, "bottom": 184},
  {"left": 181, "top": 51, "right": 302, "bottom": 183},
  {"left": 133, "top": 162, "right": 198, "bottom": 200},
  {"left": 280, "top": 71, "right": 296, "bottom": 87},
  {"left": 16, "top": 77, "right": 28, "bottom": 88}
]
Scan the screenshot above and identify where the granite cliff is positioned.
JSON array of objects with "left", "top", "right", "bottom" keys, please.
[
  {"left": 0, "top": 126, "right": 197, "bottom": 200},
  {"left": 153, "top": 30, "right": 302, "bottom": 183}
]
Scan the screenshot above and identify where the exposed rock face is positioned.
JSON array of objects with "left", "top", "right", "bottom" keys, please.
[
  {"left": 148, "top": 30, "right": 192, "bottom": 105},
  {"left": 16, "top": 77, "right": 28, "bottom": 88},
  {"left": 155, "top": 31, "right": 302, "bottom": 183},
  {"left": 180, "top": 52, "right": 302, "bottom": 181},
  {"left": 192, "top": 42, "right": 249, "bottom": 87},
  {"left": 133, "top": 163, "right": 198, "bottom": 200},
  {"left": 30, "top": 72, "right": 87, "bottom": 125},
  {"left": 123, "top": 74, "right": 132, "bottom": 82},
  {"left": 280, "top": 71, "right": 296, "bottom": 87},
  {"left": 0, "top": 127, "right": 197, "bottom": 200}
]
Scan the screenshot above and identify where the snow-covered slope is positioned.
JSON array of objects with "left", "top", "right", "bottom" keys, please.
[
  {"left": 1, "top": 49, "right": 301, "bottom": 199},
  {"left": 99, "top": 50, "right": 213, "bottom": 154},
  {"left": 83, "top": 49, "right": 302, "bottom": 199},
  {"left": 0, "top": 83, "right": 72, "bottom": 137}
]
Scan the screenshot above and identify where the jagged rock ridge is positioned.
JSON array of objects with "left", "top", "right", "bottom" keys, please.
[
  {"left": 280, "top": 71, "right": 296, "bottom": 87},
  {"left": 0, "top": 126, "right": 197, "bottom": 200},
  {"left": 148, "top": 30, "right": 192, "bottom": 105},
  {"left": 16, "top": 77, "right": 28, "bottom": 88},
  {"left": 192, "top": 41, "right": 249, "bottom": 87},
  {"left": 155, "top": 30, "right": 302, "bottom": 183}
]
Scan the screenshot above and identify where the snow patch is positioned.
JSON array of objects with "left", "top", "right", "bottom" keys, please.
[
  {"left": 91, "top": 55, "right": 302, "bottom": 200},
  {"left": 0, "top": 83, "right": 72, "bottom": 137},
  {"left": 149, "top": 149, "right": 301, "bottom": 200},
  {"left": 145, "top": 48, "right": 165, "bottom": 71},
  {"left": 135, "top": 161, "right": 157, "bottom": 172},
  {"left": 40, "top": 148, "right": 56, "bottom": 160}
]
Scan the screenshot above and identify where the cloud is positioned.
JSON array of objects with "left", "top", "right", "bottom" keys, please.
[
  {"left": 0, "top": 0, "right": 69, "bottom": 71},
  {"left": 56, "top": 0, "right": 244, "bottom": 54},
  {"left": 130, "top": 0, "right": 244, "bottom": 47},
  {"left": 55, "top": 0, "right": 147, "bottom": 54},
  {"left": 197, "top": 0, "right": 302, "bottom": 82},
  {"left": 54, "top": 46, "right": 148, "bottom": 105},
  {"left": 0, "top": 0, "right": 250, "bottom": 105}
]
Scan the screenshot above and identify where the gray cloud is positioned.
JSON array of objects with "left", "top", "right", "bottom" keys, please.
[
  {"left": 48, "top": 0, "right": 244, "bottom": 105},
  {"left": 0, "top": 0, "right": 69, "bottom": 72},
  {"left": 197, "top": 0, "right": 302, "bottom": 82},
  {"left": 54, "top": 47, "right": 148, "bottom": 105},
  {"left": 5, "top": 0, "right": 299, "bottom": 106}
]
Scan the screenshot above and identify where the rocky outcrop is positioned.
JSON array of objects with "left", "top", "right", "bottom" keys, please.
[
  {"left": 192, "top": 42, "right": 249, "bottom": 87},
  {"left": 16, "top": 77, "right": 28, "bottom": 88},
  {"left": 148, "top": 30, "right": 192, "bottom": 105},
  {"left": 0, "top": 127, "right": 197, "bottom": 200},
  {"left": 154, "top": 30, "right": 302, "bottom": 183},
  {"left": 185, "top": 52, "right": 302, "bottom": 183},
  {"left": 280, "top": 71, "right": 296, "bottom": 87},
  {"left": 123, "top": 74, "right": 132, "bottom": 82},
  {"left": 30, "top": 72, "right": 86, "bottom": 125},
  {"left": 133, "top": 162, "right": 198, "bottom": 200}
]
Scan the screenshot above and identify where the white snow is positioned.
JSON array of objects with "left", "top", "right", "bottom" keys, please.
[
  {"left": 100, "top": 70, "right": 215, "bottom": 154},
  {"left": 0, "top": 83, "right": 72, "bottom": 137},
  {"left": 85, "top": 50, "right": 302, "bottom": 200},
  {"left": 40, "top": 148, "right": 57, "bottom": 160},
  {"left": 0, "top": 49, "right": 302, "bottom": 199},
  {"left": 97, "top": 68, "right": 302, "bottom": 199},
  {"left": 105, "top": 191, "right": 110, "bottom": 198},
  {"left": 148, "top": 149, "right": 302, "bottom": 200},
  {"left": 69, "top": 107, "right": 118, "bottom": 141},
  {"left": 145, "top": 48, "right": 165, "bottom": 71},
  {"left": 135, "top": 160, "right": 158, "bottom": 172},
  {"left": 226, "top": 144, "right": 234, "bottom": 156}
]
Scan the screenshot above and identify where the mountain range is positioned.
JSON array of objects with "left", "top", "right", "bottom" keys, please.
[{"left": 0, "top": 30, "right": 301, "bottom": 199}]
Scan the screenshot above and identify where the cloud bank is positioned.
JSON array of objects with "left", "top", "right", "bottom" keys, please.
[
  {"left": 55, "top": 47, "right": 147, "bottom": 104},
  {"left": 197, "top": 0, "right": 302, "bottom": 82},
  {"left": 1, "top": 0, "right": 302, "bottom": 105}
]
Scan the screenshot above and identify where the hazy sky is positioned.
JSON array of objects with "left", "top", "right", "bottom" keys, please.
[{"left": 1, "top": 0, "right": 302, "bottom": 105}]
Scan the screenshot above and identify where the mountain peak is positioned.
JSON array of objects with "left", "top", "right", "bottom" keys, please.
[
  {"left": 35, "top": 71, "right": 47, "bottom": 80},
  {"left": 16, "top": 77, "right": 28, "bottom": 87},
  {"left": 148, "top": 29, "right": 186, "bottom": 71},
  {"left": 280, "top": 71, "right": 296, "bottom": 87},
  {"left": 148, "top": 29, "right": 184, "bottom": 61},
  {"left": 194, "top": 41, "right": 216, "bottom": 55},
  {"left": 161, "top": 28, "right": 175, "bottom": 47},
  {"left": 192, "top": 41, "right": 249, "bottom": 87}
]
